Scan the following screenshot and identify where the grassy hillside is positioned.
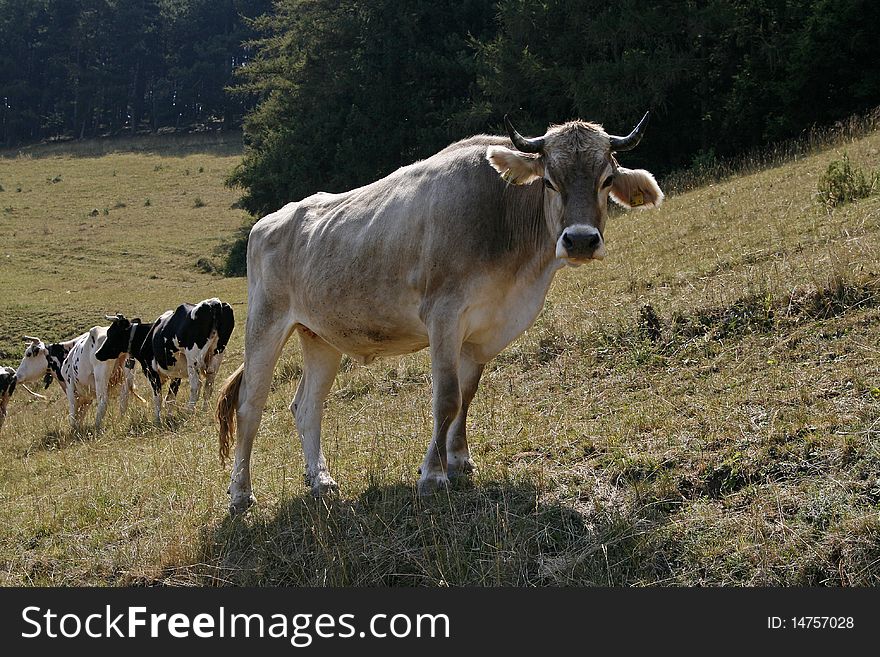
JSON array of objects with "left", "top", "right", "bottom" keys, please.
[{"left": 1, "top": 131, "right": 879, "bottom": 586}]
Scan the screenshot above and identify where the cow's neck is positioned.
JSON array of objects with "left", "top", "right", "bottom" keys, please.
[
  {"left": 45, "top": 343, "right": 70, "bottom": 391},
  {"left": 522, "top": 189, "right": 565, "bottom": 278}
]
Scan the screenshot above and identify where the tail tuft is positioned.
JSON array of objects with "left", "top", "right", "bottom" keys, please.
[{"left": 216, "top": 363, "right": 244, "bottom": 465}]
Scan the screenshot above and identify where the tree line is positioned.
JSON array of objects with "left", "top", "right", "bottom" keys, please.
[
  {"left": 229, "top": 0, "right": 880, "bottom": 220},
  {"left": 3, "top": 0, "right": 878, "bottom": 228},
  {"left": 0, "top": 0, "right": 271, "bottom": 146}
]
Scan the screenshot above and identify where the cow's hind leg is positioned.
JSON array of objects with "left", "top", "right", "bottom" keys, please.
[
  {"left": 291, "top": 328, "right": 342, "bottom": 498},
  {"left": 227, "top": 313, "right": 295, "bottom": 513},
  {"left": 0, "top": 393, "right": 9, "bottom": 432},
  {"left": 446, "top": 354, "right": 485, "bottom": 479},
  {"left": 73, "top": 397, "right": 92, "bottom": 430}
]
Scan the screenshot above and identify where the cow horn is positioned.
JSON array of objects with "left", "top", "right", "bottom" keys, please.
[
  {"left": 609, "top": 111, "right": 650, "bottom": 152},
  {"left": 504, "top": 115, "right": 545, "bottom": 153},
  {"left": 105, "top": 315, "right": 118, "bottom": 321},
  {"left": 22, "top": 335, "right": 41, "bottom": 343}
]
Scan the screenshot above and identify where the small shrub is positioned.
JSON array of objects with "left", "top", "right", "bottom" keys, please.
[
  {"left": 817, "top": 153, "right": 878, "bottom": 208},
  {"left": 144, "top": 198, "right": 151, "bottom": 207},
  {"left": 638, "top": 304, "right": 662, "bottom": 343},
  {"left": 112, "top": 201, "right": 127, "bottom": 209},
  {"left": 193, "top": 196, "right": 206, "bottom": 208},
  {"left": 195, "top": 257, "right": 217, "bottom": 274},
  {"left": 221, "top": 223, "right": 253, "bottom": 276}
]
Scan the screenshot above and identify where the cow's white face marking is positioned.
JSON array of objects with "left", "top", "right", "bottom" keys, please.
[{"left": 16, "top": 342, "right": 49, "bottom": 384}]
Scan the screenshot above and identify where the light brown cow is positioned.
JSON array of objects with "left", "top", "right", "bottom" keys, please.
[{"left": 217, "top": 113, "right": 664, "bottom": 513}]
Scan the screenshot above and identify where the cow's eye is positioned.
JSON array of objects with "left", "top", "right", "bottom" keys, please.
[
  {"left": 601, "top": 175, "right": 615, "bottom": 189},
  {"left": 543, "top": 178, "right": 557, "bottom": 191}
]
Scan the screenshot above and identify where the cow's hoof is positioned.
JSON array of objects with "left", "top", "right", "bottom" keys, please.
[
  {"left": 228, "top": 492, "right": 256, "bottom": 515},
  {"left": 309, "top": 472, "right": 339, "bottom": 498},
  {"left": 447, "top": 455, "right": 475, "bottom": 479},
  {"left": 417, "top": 473, "right": 449, "bottom": 496}
]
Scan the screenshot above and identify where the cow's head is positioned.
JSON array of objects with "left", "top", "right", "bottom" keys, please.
[
  {"left": 486, "top": 112, "right": 663, "bottom": 265},
  {"left": 16, "top": 336, "right": 52, "bottom": 387},
  {"left": 95, "top": 313, "right": 141, "bottom": 361}
]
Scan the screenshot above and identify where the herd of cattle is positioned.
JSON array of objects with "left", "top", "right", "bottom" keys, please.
[
  {"left": 2, "top": 111, "right": 664, "bottom": 514},
  {"left": 0, "top": 298, "right": 234, "bottom": 433}
]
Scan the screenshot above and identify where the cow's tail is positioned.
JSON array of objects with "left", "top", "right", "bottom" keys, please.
[{"left": 216, "top": 363, "right": 244, "bottom": 465}]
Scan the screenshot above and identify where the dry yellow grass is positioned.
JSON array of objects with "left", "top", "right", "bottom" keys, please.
[{"left": 0, "top": 130, "right": 879, "bottom": 586}]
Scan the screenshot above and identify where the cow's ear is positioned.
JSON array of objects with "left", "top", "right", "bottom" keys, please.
[
  {"left": 610, "top": 167, "right": 664, "bottom": 209},
  {"left": 486, "top": 146, "right": 543, "bottom": 185}
]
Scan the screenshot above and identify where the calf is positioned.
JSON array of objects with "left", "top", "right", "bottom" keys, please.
[
  {"left": 96, "top": 299, "right": 234, "bottom": 423},
  {"left": 0, "top": 366, "right": 16, "bottom": 432},
  {"left": 61, "top": 322, "right": 138, "bottom": 431}
]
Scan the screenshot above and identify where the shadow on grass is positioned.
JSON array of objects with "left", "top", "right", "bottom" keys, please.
[{"left": 159, "top": 479, "right": 679, "bottom": 587}]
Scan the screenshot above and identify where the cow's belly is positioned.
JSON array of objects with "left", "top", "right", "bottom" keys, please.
[
  {"left": 64, "top": 347, "right": 96, "bottom": 399},
  {"left": 295, "top": 278, "right": 428, "bottom": 363},
  {"left": 155, "top": 356, "right": 189, "bottom": 380},
  {"left": 301, "top": 312, "right": 429, "bottom": 364},
  {"left": 74, "top": 375, "right": 97, "bottom": 399},
  {"left": 155, "top": 336, "right": 218, "bottom": 380}
]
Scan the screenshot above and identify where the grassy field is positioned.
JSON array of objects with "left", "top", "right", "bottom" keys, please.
[{"left": 1, "top": 129, "right": 879, "bottom": 586}]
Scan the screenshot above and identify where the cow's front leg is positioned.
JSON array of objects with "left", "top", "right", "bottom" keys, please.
[
  {"left": 119, "top": 362, "right": 135, "bottom": 415},
  {"left": 146, "top": 370, "right": 164, "bottom": 425},
  {"left": 93, "top": 364, "right": 113, "bottom": 432},
  {"left": 202, "top": 353, "right": 223, "bottom": 411},
  {"left": 291, "top": 329, "right": 342, "bottom": 497},
  {"left": 0, "top": 391, "right": 9, "bottom": 433},
  {"left": 186, "top": 360, "right": 201, "bottom": 411},
  {"left": 418, "top": 326, "right": 463, "bottom": 495},
  {"left": 67, "top": 383, "right": 79, "bottom": 429},
  {"left": 446, "top": 354, "right": 485, "bottom": 479}
]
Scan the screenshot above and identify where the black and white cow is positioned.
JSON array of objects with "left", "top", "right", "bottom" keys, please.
[
  {"left": 96, "top": 298, "right": 234, "bottom": 423},
  {"left": 15, "top": 334, "right": 85, "bottom": 393},
  {"left": 60, "top": 322, "right": 141, "bottom": 431},
  {"left": 0, "top": 366, "right": 16, "bottom": 432}
]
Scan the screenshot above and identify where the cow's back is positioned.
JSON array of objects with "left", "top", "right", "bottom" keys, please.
[
  {"left": 245, "top": 137, "right": 545, "bottom": 358},
  {"left": 63, "top": 327, "right": 104, "bottom": 395}
]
